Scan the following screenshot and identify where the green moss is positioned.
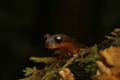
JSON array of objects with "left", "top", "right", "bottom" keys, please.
[{"left": 20, "top": 44, "right": 100, "bottom": 80}]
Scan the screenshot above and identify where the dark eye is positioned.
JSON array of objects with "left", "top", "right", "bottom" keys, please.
[{"left": 54, "top": 36, "right": 62, "bottom": 43}]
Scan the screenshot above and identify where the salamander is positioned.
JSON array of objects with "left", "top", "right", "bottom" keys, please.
[{"left": 44, "top": 34, "right": 85, "bottom": 57}]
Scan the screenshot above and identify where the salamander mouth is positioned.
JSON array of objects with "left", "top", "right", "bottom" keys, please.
[{"left": 45, "top": 43, "right": 56, "bottom": 49}]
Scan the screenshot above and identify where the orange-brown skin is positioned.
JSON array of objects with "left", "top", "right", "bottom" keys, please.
[{"left": 44, "top": 34, "right": 85, "bottom": 57}]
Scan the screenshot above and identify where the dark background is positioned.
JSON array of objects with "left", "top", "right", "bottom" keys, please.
[{"left": 0, "top": 0, "right": 120, "bottom": 80}]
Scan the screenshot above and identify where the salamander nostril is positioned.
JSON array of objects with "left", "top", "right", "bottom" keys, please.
[{"left": 44, "top": 34, "right": 50, "bottom": 39}]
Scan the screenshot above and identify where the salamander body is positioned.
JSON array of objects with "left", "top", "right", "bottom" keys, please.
[{"left": 44, "top": 34, "right": 85, "bottom": 57}]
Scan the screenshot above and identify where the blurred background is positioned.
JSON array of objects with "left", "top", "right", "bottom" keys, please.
[{"left": 0, "top": 0, "right": 120, "bottom": 80}]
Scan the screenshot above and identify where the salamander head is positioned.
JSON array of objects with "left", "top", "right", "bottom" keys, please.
[{"left": 44, "top": 34, "right": 76, "bottom": 49}]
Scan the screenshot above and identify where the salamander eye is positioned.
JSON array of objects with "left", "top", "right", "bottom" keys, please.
[{"left": 54, "top": 36, "right": 62, "bottom": 43}]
